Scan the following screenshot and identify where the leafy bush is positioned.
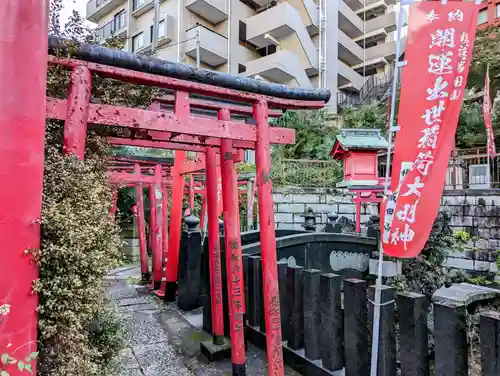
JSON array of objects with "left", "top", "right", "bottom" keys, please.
[
  {"left": 390, "top": 212, "right": 455, "bottom": 296},
  {"left": 31, "top": 2, "right": 160, "bottom": 375},
  {"left": 36, "top": 140, "right": 125, "bottom": 376},
  {"left": 272, "top": 109, "right": 338, "bottom": 160}
]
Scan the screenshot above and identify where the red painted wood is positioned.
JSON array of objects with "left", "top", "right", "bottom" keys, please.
[
  {"left": 63, "top": 66, "right": 91, "bottom": 159},
  {"left": 188, "top": 174, "right": 195, "bottom": 211},
  {"left": 0, "top": 2, "right": 48, "bottom": 375},
  {"left": 108, "top": 171, "right": 172, "bottom": 185},
  {"left": 220, "top": 109, "right": 246, "bottom": 369},
  {"left": 48, "top": 56, "right": 326, "bottom": 109},
  {"left": 108, "top": 137, "right": 206, "bottom": 152},
  {"left": 160, "top": 184, "right": 169, "bottom": 290},
  {"left": 205, "top": 147, "right": 225, "bottom": 340},
  {"left": 148, "top": 131, "right": 257, "bottom": 150},
  {"left": 156, "top": 94, "right": 283, "bottom": 117},
  {"left": 148, "top": 180, "right": 157, "bottom": 289},
  {"left": 152, "top": 164, "right": 164, "bottom": 290},
  {"left": 165, "top": 151, "right": 186, "bottom": 292},
  {"left": 46, "top": 98, "right": 295, "bottom": 146},
  {"left": 342, "top": 151, "right": 379, "bottom": 183},
  {"left": 254, "top": 100, "right": 284, "bottom": 376},
  {"left": 134, "top": 164, "right": 150, "bottom": 279}
]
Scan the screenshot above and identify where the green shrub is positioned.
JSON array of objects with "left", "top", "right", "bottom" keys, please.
[{"left": 31, "top": 2, "right": 159, "bottom": 375}]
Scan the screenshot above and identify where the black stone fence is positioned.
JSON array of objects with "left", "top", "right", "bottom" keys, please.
[
  {"left": 201, "top": 232, "right": 377, "bottom": 336},
  {"left": 209, "top": 258, "right": 500, "bottom": 376},
  {"left": 177, "top": 228, "right": 305, "bottom": 311}
]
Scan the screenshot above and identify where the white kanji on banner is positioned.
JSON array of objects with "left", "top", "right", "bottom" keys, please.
[
  {"left": 429, "top": 28, "right": 456, "bottom": 48},
  {"left": 428, "top": 52, "right": 454, "bottom": 75},
  {"left": 426, "top": 76, "right": 449, "bottom": 100}
]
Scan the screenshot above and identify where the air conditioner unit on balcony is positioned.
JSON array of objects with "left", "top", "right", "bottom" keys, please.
[
  {"left": 469, "top": 164, "right": 491, "bottom": 189},
  {"left": 256, "top": 0, "right": 277, "bottom": 13},
  {"left": 157, "top": 15, "right": 174, "bottom": 47}
]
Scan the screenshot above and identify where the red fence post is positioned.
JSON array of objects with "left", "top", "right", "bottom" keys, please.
[
  {"left": 254, "top": 99, "right": 284, "bottom": 376},
  {"left": 63, "top": 66, "right": 92, "bottom": 159},
  {"left": 0, "top": 1, "right": 48, "bottom": 375},
  {"left": 220, "top": 109, "right": 247, "bottom": 376},
  {"left": 205, "top": 146, "right": 225, "bottom": 344},
  {"left": 134, "top": 164, "right": 150, "bottom": 281},
  {"left": 165, "top": 150, "right": 186, "bottom": 301},
  {"left": 148, "top": 180, "right": 158, "bottom": 288},
  {"left": 152, "top": 164, "right": 164, "bottom": 290},
  {"left": 189, "top": 174, "right": 195, "bottom": 212},
  {"left": 162, "top": 184, "right": 169, "bottom": 280}
]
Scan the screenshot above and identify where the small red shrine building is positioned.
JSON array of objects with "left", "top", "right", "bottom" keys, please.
[{"left": 330, "top": 129, "right": 388, "bottom": 232}]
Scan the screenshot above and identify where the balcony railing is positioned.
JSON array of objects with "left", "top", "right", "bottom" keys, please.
[
  {"left": 337, "top": 68, "right": 394, "bottom": 110},
  {"left": 378, "top": 147, "right": 500, "bottom": 190},
  {"left": 98, "top": 12, "right": 127, "bottom": 42},
  {"left": 271, "top": 159, "right": 343, "bottom": 187}
]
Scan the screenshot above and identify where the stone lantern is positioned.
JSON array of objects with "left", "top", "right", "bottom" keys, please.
[{"left": 302, "top": 207, "right": 317, "bottom": 232}]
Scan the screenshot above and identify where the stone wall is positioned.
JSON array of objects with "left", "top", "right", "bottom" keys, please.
[
  {"left": 271, "top": 187, "right": 500, "bottom": 248},
  {"left": 121, "top": 220, "right": 140, "bottom": 262},
  {"left": 440, "top": 190, "right": 500, "bottom": 249},
  {"left": 272, "top": 187, "right": 373, "bottom": 232}
]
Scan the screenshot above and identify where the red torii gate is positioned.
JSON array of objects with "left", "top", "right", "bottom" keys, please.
[
  {"left": 0, "top": 4, "right": 329, "bottom": 375},
  {"left": 107, "top": 134, "right": 250, "bottom": 349}
]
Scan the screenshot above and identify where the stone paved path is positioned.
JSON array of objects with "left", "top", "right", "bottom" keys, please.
[{"left": 105, "top": 265, "right": 301, "bottom": 376}]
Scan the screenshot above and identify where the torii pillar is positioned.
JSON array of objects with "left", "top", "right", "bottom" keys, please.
[{"left": 0, "top": 1, "right": 49, "bottom": 375}]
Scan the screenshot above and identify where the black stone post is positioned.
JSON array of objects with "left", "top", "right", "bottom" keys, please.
[
  {"left": 368, "top": 285, "right": 396, "bottom": 376},
  {"left": 480, "top": 311, "right": 500, "bottom": 376},
  {"left": 434, "top": 301, "right": 468, "bottom": 376},
  {"left": 185, "top": 214, "right": 200, "bottom": 233},
  {"left": 277, "top": 260, "right": 288, "bottom": 341},
  {"left": 367, "top": 214, "right": 380, "bottom": 241},
  {"left": 303, "top": 269, "right": 321, "bottom": 360},
  {"left": 247, "top": 255, "right": 262, "bottom": 328},
  {"left": 242, "top": 254, "right": 250, "bottom": 318},
  {"left": 201, "top": 241, "right": 212, "bottom": 333},
  {"left": 258, "top": 258, "right": 266, "bottom": 334},
  {"left": 319, "top": 273, "right": 343, "bottom": 372},
  {"left": 302, "top": 207, "right": 317, "bottom": 232},
  {"left": 397, "top": 292, "right": 429, "bottom": 376},
  {"left": 286, "top": 265, "right": 304, "bottom": 350},
  {"left": 177, "top": 215, "right": 202, "bottom": 311},
  {"left": 325, "top": 212, "right": 339, "bottom": 233},
  {"left": 344, "top": 279, "right": 369, "bottom": 376}
]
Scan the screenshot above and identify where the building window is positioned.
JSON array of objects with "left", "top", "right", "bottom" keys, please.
[
  {"left": 257, "top": 44, "right": 276, "bottom": 57},
  {"left": 477, "top": 9, "right": 488, "bottom": 24},
  {"left": 132, "top": 32, "right": 144, "bottom": 52},
  {"left": 496, "top": 4, "right": 500, "bottom": 18},
  {"left": 133, "top": 0, "right": 146, "bottom": 10},
  {"left": 238, "top": 64, "right": 246, "bottom": 73},
  {"left": 239, "top": 21, "right": 247, "bottom": 42},
  {"left": 149, "top": 21, "right": 165, "bottom": 43}
]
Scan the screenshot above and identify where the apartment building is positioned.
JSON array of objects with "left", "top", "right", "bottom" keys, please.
[
  {"left": 87, "top": 0, "right": 404, "bottom": 113},
  {"left": 477, "top": 0, "right": 500, "bottom": 27}
]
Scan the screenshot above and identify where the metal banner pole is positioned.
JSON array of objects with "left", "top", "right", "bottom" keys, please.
[{"left": 370, "top": 3, "right": 408, "bottom": 375}]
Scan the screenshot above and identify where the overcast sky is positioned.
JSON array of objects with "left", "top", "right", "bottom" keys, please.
[{"left": 60, "top": 0, "right": 91, "bottom": 25}]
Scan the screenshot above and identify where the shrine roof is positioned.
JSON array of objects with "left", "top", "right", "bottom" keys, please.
[{"left": 330, "top": 129, "right": 388, "bottom": 159}]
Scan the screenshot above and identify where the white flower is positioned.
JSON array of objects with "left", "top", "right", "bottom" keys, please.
[{"left": 0, "top": 304, "right": 11, "bottom": 316}]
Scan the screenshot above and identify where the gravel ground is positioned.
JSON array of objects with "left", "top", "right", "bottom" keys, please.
[{"left": 105, "top": 264, "right": 301, "bottom": 376}]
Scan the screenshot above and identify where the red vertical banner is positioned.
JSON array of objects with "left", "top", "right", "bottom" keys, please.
[
  {"left": 381, "top": 1, "right": 479, "bottom": 258},
  {"left": 483, "top": 65, "right": 496, "bottom": 155}
]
